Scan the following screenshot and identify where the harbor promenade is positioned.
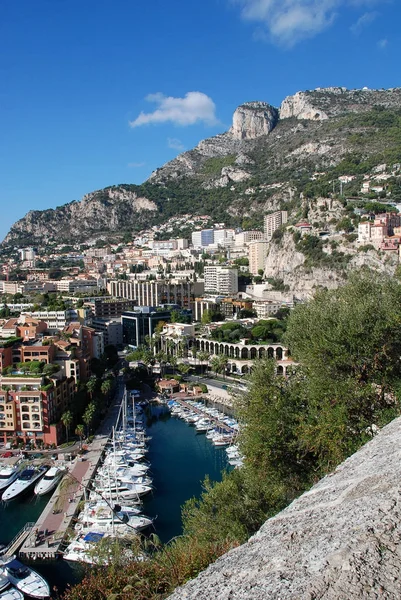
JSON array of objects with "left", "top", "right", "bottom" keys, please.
[{"left": 18, "top": 382, "right": 124, "bottom": 560}]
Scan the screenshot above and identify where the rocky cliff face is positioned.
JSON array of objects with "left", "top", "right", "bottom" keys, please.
[
  {"left": 3, "top": 186, "right": 158, "bottom": 245},
  {"left": 280, "top": 86, "right": 401, "bottom": 120},
  {"left": 168, "top": 416, "right": 401, "bottom": 600},
  {"left": 230, "top": 102, "right": 278, "bottom": 140}
]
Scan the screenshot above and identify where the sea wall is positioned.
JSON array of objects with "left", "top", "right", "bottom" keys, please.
[{"left": 168, "top": 416, "right": 401, "bottom": 599}]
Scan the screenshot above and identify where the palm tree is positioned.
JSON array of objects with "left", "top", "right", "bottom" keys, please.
[
  {"left": 101, "top": 379, "right": 112, "bottom": 397},
  {"left": 218, "top": 355, "right": 228, "bottom": 379},
  {"left": 83, "top": 402, "right": 96, "bottom": 437},
  {"left": 156, "top": 351, "right": 168, "bottom": 378},
  {"left": 178, "top": 363, "right": 191, "bottom": 378},
  {"left": 75, "top": 423, "right": 85, "bottom": 449},
  {"left": 210, "top": 356, "right": 221, "bottom": 377},
  {"left": 169, "top": 355, "right": 178, "bottom": 376},
  {"left": 86, "top": 376, "right": 98, "bottom": 399},
  {"left": 198, "top": 351, "right": 210, "bottom": 377},
  {"left": 61, "top": 410, "right": 73, "bottom": 443}
]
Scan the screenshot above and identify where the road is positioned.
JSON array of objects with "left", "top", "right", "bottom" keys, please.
[{"left": 187, "top": 374, "right": 248, "bottom": 394}]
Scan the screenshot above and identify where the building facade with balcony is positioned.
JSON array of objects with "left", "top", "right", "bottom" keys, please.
[{"left": 0, "top": 374, "right": 75, "bottom": 446}]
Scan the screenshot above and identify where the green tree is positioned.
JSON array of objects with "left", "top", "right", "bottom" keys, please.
[
  {"left": 101, "top": 379, "right": 113, "bottom": 398},
  {"left": 86, "top": 376, "right": 98, "bottom": 399},
  {"left": 83, "top": 402, "right": 96, "bottom": 436},
  {"left": 197, "top": 351, "right": 210, "bottom": 377},
  {"left": 75, "top": 424, "right": 85, "bottom": 449},
  {"left": 284, "top": 271, "right": 401, "bottom": 471},
  {"left": 61, "top": 410, "right": 73, "bottom": 443},
  {"left": 178, "top": 363, "right": 191, "bottom": 378}
]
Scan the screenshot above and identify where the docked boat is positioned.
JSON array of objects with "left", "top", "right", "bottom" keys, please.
[
  {"left": 0, "top": 465, "right": 21, "bottom": 492},
  {"left": 34, "top": 467, "right": 65, "bottom": 496},
  {"left": 2, "top": 466, "right": 48, "bottom": 501},
  {"left": 2, "top": 558, "right": 50, "bottom": 598},
  {"left": 0, "top": 573, "right": 9, "bottom": 594},
  {"left": 76, "top": 512, "right": 153, "bottom": 534},
  {"left": 63, "top": 532, "right": 108, "bottom": 565},
  {"left": 0, "top": 588, "right": 24, "bottom": 600}
]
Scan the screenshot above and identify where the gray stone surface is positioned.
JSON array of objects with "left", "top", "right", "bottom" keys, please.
[{"left": 168, "top": 417, "right": 401, "bottom": 599}]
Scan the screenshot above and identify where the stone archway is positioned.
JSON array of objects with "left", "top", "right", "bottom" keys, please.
[
  {"left": 276, "top": 347, "right": 283, "bottom": 360},
  {"left": 258, "top": 347, "right": 266, "bottom": 359}
]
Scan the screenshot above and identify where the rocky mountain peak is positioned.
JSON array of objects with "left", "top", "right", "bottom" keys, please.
[
  {"left": 230, "top": 101, "right": 279, "bottom": 140},
  {"left": 280, "top": 86, "right": 401, "bottom": 121}
]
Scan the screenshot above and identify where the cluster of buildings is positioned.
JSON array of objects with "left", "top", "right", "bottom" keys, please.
[
  {"left": 0, "top": 211, "right": 301, "bottom": 448},
  {"left": 0, "top": 316, "right": 100, "bottom": 447},
  {"left": 357, "top": 213, "right": 401, "bottom": 252}
]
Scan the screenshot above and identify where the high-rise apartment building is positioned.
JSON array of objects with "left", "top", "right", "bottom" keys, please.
[
  {"left": 204, "top": 266, "right": 238, "bottom": 295},
  {"left": 248, "top": 241, "right": 269, "bottom": 275},
  {"left": 264, "top": 211, "right": 288, "bottom": 240}
]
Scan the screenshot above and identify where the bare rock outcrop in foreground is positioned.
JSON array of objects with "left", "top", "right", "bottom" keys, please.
[{"left": 168, "top": 417, "right": 401, "bottom": 599}]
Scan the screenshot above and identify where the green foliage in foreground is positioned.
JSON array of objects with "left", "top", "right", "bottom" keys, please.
[{"left": 62, "top": 271, "right": 401, "bottom": 600}]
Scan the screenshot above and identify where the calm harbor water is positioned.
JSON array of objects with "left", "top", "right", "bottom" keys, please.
[{"left": 0, "top": 404, "right": 230, "bottom": 596}]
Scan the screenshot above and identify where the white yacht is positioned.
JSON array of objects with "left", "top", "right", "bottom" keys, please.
[
  {"left": 0, "top": 465, "right": 21, "bottom": 492},
  {"left": 2, "top": 558, "right": 50, "bottom": 598},
  {"left": 63, "top": 532, "right": 108, "bottom": 565},
  {"left": 34, "top": 467, "right": 65, "bottom": 496},
  {"left": 92, "top": 480, "right": 152, "bottom": 498},
  {"left": 0, "top": 588, "right": 24, "bottom": 600},
  {"left": 2, "top": 466, "right": 48, "bottom": 501},
  {"left": 76, "top": 512, "right": 153, "bottom": 534},
  {"left": 0, "top": 572, "right": 9, "bottom": 594}
]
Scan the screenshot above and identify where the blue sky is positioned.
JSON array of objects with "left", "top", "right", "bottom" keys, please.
[{"left": 0, "top": 0, "right": 400, "bottom": 242}]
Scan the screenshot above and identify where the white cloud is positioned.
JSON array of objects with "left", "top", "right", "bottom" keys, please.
[
  {"left": 350, "top": 11, "right": 378, "bottom": 34},
  {"left": 128, "top": 161, "right": 145, "bottom": 168},
  {"left": 129, "top": 92, "right": 218, "bottom": 128},
  {"left": 167, "top": 137, "right": 185, "bottom": 151},
  {"left": 232, "top": 0, "right": 382, "bottom": 46},
  {"left": 377, "top": 38, "right": 388, "bottom": 49}
]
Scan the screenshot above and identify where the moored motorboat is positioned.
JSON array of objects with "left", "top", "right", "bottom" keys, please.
[
  {"left": 0, "top": 465, "right": 21, "bottom": 492},
  {"left": 2, "top": 558, "right": 50, "bottom": 598},
  {"left": 0, "top": 587, "right": 24, "bottom": 600},
  {"left": 34, "top": 467, "right": 65, "bottom": 496},
  {"left": 2, "top": 466, "right": 48, "bottom": 501},
  {"left": 0, "top": 573, "right": 9, "bottom": 594}
]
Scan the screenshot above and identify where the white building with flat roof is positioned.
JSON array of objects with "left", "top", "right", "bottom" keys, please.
[
  {"left": 264, "top": 211, "right": 288, "bottom": 240},
  {"left": 204, "top": 266, "right": 238, "bottom": 295},
  {"left": 248, "top": 241, "right": 269, "bottom": 275}
]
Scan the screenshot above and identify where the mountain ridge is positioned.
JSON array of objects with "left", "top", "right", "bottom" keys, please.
[{"left": 3, "top": 86, "right": 401, "bottom": 248}]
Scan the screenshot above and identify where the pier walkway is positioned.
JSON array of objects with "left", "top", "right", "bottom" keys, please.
[{"left": 18, "top": 382, "right": 124, "bottom": 561}]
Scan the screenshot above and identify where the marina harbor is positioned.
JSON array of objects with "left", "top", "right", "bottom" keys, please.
[{"left": 0, "top": 380, "right": 235, "bottom": 594}]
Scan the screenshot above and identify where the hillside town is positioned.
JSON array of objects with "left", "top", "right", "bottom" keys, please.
[{"left": 2, "top": 180, "right": 401, "bottom": 451}]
